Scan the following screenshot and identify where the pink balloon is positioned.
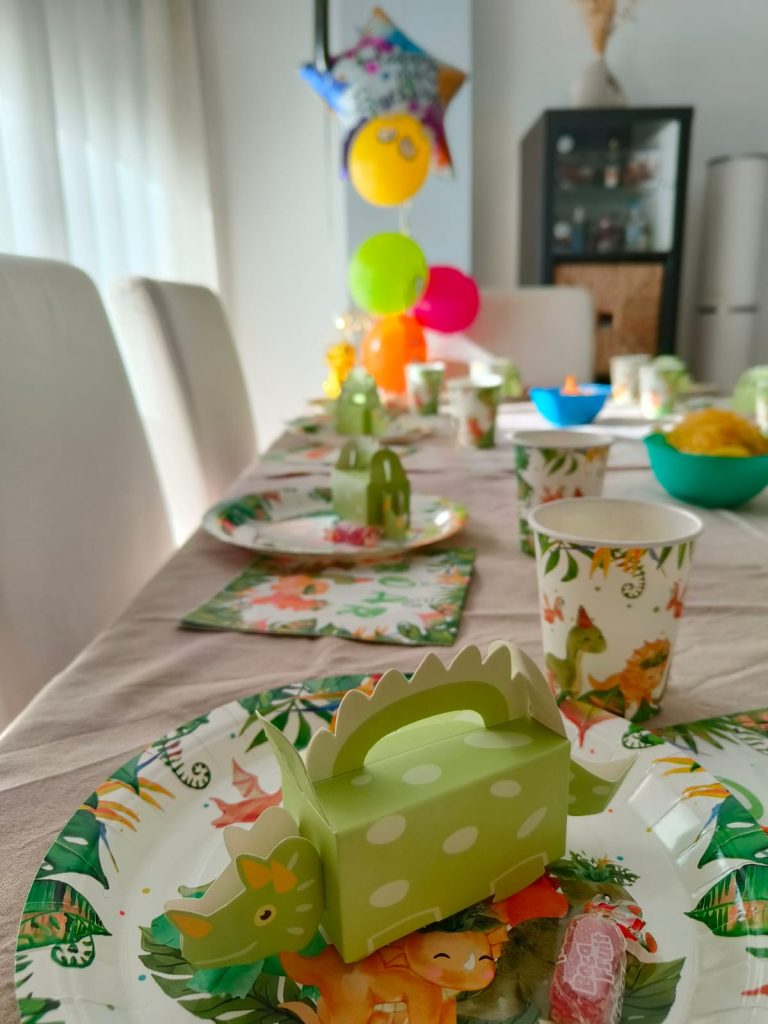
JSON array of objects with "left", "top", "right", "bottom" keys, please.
[{"left": 412, "top": 265, "right": 481, "bottom": 333}]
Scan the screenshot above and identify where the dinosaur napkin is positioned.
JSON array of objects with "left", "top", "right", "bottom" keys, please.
[{"left": 181, "top": 548, "right": 475, "bottom": 645}]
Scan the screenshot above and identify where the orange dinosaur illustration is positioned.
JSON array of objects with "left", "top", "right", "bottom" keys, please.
[
  {"left": 666, "top": 582, "right": 685, "bottom": 619},
  {"left": 418, "top": 602, "right": 455, "bottom": 628},
  {"left": 492, "top": 873, "right": 568, "bottom": 929},
  {"left": 467, "top": 417, "right": 486, "bottom": 443},
  {"left": 588, "top": 638, "right": 671, "bottom": 707},
  {"left": 541, "top": 485, "right": 565, "bottom": 503},
  {"left": 209, "top": 760, "right": 281, "bottom": 827},
  {"left": 280, "top": 927, "right": 507, "bottom": 1024},
  {"left": 250, "top": 575, "right": 329, "bottom": 612},
  {"left": 542, "top": 594, "right": 564, "bottom": 624}
]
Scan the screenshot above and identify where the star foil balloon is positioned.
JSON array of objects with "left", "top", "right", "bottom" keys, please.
[{"left": 300, "top": 6, "right": 467, "bottom": 174}]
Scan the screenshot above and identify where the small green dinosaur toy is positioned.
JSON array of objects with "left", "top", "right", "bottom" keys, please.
[{"left": 545, "top": 605, "right": 607, "bottom": 699}]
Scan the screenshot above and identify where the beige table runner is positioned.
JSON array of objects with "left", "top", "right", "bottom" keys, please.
[{"left": 2, "top": 427, "right": 768, "bottom": 1018}]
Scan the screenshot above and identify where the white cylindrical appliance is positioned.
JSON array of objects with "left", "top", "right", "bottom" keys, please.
[{"left": 696, "top": 154, "right": 768, "bottom": 391}]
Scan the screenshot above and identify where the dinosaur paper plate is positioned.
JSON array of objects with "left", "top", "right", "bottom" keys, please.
[
  {"left": 286, "top": 412, "right": 435, "bottom": 446},
  {"left": 202, "top": 487, "right": 467, "bottom": 558},
  {"left": 15, "top": 677, "right": 768, "bottom": 1023}
]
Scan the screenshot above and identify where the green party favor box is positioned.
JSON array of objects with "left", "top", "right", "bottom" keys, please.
[
  {"left": 332, "top": 440, "right": 410, "bottom": 539},
  {"left": 335, "top": 368, "right": 386, "bottom": 436},
  {"left": 264, "top": 643, "right": 633, "bottom": 963}
]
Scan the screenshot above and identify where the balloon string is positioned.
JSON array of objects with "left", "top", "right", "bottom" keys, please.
[{"left": 398, "top": 201, "right": 412, "bottom": 238}]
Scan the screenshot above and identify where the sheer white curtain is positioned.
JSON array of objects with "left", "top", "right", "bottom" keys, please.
[
  {"left": 0, "top": 0, "right": 217, "bottom": 289},
  {"left": 0, "top": 0, "right": 220, "bottom": 542}
]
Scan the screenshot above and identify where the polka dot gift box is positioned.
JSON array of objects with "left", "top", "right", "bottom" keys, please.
[{"left": 166, "top": 644, "right": 635, "bottom": 967}]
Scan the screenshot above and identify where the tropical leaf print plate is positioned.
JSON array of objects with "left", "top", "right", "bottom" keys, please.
[
  {"left": 625, "top": 706, "right": 768, "bottom": 830},
  {"left": 203, "top": 487, "right": 467, "bottom": 558},
  {"left": 16, "top": 675, "right": 768, "bottom": 1023},
  {"left": 286, "top": 412, "right": 435, "bottom": 445}
]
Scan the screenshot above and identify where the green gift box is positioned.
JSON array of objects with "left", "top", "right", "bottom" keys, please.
[
  {"left": 164, "top": 645, "right": 634, "bottom": 969},
  {"left": 332, "top": 440, "right": 411, "bottom": 540},
  {"left": 263, "top": 643, "right": 634, "bottom": 963},
  {"left": 335, "top": 368, "right": 387, "bottom": 436}
]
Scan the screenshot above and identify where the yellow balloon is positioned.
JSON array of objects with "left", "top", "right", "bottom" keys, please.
[{"left": 349, "top": 114, "right": 431, "bottom": 207}]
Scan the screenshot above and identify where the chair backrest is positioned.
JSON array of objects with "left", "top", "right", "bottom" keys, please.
[
  {"left": 110, "top": 279, "right": 257, "bottom": 513},
  {"left": 466, "top": 286, "right": 596, "bottom": 387},
  {"left": 0, "top": 255, "right": 173, "bottom": 729}
]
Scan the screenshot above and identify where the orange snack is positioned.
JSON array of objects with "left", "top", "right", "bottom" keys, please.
[{"left": 561, "top": 375, "right": 582, "bottom": 396}]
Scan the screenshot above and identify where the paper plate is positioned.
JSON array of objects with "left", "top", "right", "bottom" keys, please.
[
  {"left": 15, "top": 676, "right": 768, "bottom": 1024},
  {"left": 202, "top": 487, "right": 467, "bottom": 558},
  {"left": 286, "top": 412, "right": 435, "bottom": 445}
]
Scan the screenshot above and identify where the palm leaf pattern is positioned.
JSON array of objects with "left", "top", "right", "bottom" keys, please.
[
  {"left": 686, "top": 865, "right": 768, "bottom": 937},
  {"left": 647, "top": 709, "right": 768, "bottom": 756}
]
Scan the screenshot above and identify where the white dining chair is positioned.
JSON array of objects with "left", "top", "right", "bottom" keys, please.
[
  {"left": 110, "top": 279, "right": 257, "bottom": 529},
  {"left": 465, "top": 286, "right": 596, "bottom": 387},
  {"left": 0, "top": 255, "right": 173, "bottom": 730}
]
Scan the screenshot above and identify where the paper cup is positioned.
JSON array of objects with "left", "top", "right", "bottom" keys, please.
[
  {"left": 447, "top": 375, "right": 502, "bottom": 449},
  {"left": 471, "top": 358, "right": 523, "bottom": 400},
  {"left": 529, "top": 498, "right": 702, "bottom": 722},
  {"left": 756, "top": 381, "right": 768, "bottom": 434},
  {"left": 514, "top": 430, "right": 613, "bottom": 557},
  {"left": 610, "top": 354, "right": 650, "bottom": 405},
  {"left": 639, "top": 364, "right": 683, "bottom": 419},
  {"left": 405, "top": 361, "right": 445, "bottom": 415}
]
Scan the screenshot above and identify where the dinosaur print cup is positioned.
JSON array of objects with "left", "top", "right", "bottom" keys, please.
[
  {"left": 406, "top": 361, "right": 445, "bottom": 415},
  {"left": 447, "top": 375, "right": 503, "bottom": 448},
  {"left": 610, "top": 354, "right": 650, "bottom": 405},
  {"left": 529, "top": 498, "right": 703, "bottom": 723},
  {"left": 514, "top": 431, "right": 613, "bottom": 556}
]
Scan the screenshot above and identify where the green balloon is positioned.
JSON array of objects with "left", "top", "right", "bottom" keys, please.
[{"left": 348, "top": 233, "right": 428, "bottom": 315}]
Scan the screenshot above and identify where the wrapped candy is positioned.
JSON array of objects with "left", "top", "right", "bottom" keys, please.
[{"left": 550, "top": 914, "right": 626, "bottom": 1024}]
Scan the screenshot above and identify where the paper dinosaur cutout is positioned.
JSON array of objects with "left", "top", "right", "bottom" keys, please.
[{"left": 165, "top": 807, "right": 322, "bottom": 968}]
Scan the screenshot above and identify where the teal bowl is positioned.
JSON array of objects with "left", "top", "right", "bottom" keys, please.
[{"left": 644, "top": 432, "right": 768, "bottom": 508}]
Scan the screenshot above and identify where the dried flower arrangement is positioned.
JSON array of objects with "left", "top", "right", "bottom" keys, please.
[{"left": 574, "top": 0, "right": 642, "bottom": 55}]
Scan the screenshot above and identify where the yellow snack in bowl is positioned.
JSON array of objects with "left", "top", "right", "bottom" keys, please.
[
  {"left": 707, "top": 445, "right": 752, "bottom": 458},
  {"left": 666, "top": 409, "right": 768, "bottom": 457}
]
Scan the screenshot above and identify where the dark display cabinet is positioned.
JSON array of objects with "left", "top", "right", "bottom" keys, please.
[{"left": 520, "top": 108, "right": 693, "bottom": 376}]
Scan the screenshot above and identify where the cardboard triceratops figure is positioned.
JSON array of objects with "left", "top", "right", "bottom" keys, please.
[
  {"left": 165, "top": 643, "right": 634, "bottom": 967},
  {"left": 164, "top": 806, "right": 323, "bottom": 968}
]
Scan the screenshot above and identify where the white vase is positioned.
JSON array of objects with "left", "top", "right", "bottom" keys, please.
[{"left": 570, "top": 57, "right": 627, "bottom": 108}]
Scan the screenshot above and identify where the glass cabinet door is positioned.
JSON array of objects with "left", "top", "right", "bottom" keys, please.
[{"left": 551, "top": 117, "right": 682, "bottom": 258}]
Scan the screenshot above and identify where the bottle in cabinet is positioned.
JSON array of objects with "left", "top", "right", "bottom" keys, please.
[{"left": 604, "top": 137, "right": 621, "bottom": 189}]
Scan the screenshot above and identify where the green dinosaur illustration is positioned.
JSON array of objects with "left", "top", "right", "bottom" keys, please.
[{"left": 545, "top": 606, "right": 606, "bottom": 699}]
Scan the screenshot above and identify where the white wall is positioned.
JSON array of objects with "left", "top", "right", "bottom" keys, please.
[
  {"left": 196, "top": 0, "right": 348, "bottom": 447},
  {"left": 196, "top": 0, "right": 472, "bottom": 446},
  {"left": 472, "top": 0, "right": 768, "bottom": 361}
]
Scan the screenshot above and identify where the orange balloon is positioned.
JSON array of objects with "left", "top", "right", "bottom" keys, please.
[{"left": 361, "top": 314, "right": 427, "bottom": 394}]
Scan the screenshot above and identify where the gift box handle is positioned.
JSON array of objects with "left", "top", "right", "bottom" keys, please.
[
  {"left": 307, "top": 647, "right": 546, "bottom": 783},
  {"left": 336, "top": 439, "right": 362, "bottom": 470},
  {"left": 369, "top": 449, "right": 408, "bottom": 491}
]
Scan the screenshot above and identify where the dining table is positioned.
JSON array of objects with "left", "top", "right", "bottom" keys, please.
[{"left": 2, "top": 399, "right": 768, "bottom": 1022}]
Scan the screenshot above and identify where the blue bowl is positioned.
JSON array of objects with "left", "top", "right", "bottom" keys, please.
[
  {"left": 644, "top": 432, "right": 768, "bottom": 508},
  {"left": 529, "top": 384, "right": 611, "bottom": 427}
]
